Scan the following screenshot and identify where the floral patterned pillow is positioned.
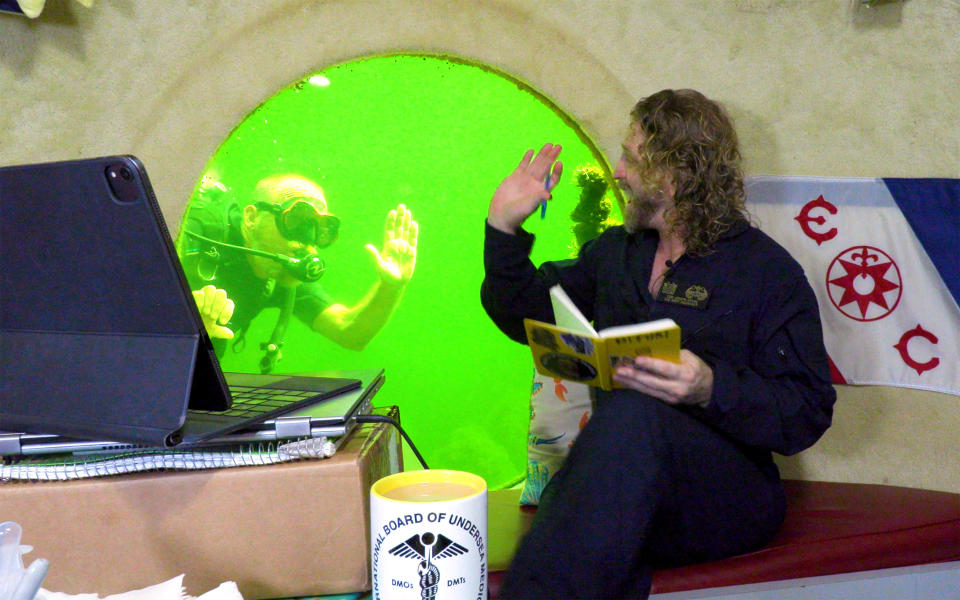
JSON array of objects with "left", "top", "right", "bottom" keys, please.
[{"left": 520, "top": 370, "right": 593, "bottom": 505}]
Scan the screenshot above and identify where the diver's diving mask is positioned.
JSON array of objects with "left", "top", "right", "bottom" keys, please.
[{"left": 256, "top": 198, "right": 340, "bottom": 248}]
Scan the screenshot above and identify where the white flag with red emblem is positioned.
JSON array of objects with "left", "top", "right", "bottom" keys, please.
[{"left": 746, "top": 176, "right": 960, "bottom": 397}]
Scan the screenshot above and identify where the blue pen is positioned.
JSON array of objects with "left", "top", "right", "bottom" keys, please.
[{"left": 540, "top": 173, "right": 552, "bottom": 219}]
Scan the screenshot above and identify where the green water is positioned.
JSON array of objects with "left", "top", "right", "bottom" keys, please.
[{"left": 176, "top": 54, "right": 618, "bottom": 488}]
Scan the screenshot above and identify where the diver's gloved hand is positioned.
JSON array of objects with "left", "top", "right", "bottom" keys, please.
[
  {"left": 192, "top": 285, "right": 235, "bottom": 339},
  {"left": 366, "top": 203, "right": 419, "bottom": 284}
]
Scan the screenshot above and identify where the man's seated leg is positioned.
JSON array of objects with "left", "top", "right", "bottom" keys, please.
[{"left": 501, "top": 392, "right": 786, "bottom": 599}]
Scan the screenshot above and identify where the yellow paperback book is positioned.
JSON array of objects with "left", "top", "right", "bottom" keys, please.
[{"left": 523, "top": 285, "right": 681, "bottom": 391}]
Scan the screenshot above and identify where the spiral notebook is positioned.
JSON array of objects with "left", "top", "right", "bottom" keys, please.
[
  {"left": 0, "top": 156, "right": 361, "bottom": 449},
  {"left": 0, "top": 439, "right": 337, "bottom": 482}
]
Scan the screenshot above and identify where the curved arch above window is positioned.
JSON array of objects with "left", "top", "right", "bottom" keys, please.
[{"left": 177, "top": 53, "right": 620, "bottom": 486}]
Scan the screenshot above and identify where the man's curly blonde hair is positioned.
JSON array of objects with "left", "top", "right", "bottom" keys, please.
[{"left": 629, "top": 89, "right": 748, "bottom": 255}]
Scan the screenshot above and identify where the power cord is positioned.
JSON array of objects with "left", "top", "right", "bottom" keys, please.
[{"left": 356, "top": 414, "right": 429, "bottom": 470}]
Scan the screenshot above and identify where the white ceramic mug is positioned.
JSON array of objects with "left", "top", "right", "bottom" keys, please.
[{"left": 370, "top": 469, "right": 488, "bottom": 600}]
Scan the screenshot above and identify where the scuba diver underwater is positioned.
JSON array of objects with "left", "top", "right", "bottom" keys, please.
[{"left": 178, "top": 174, "right": 418, "bottom": 373}]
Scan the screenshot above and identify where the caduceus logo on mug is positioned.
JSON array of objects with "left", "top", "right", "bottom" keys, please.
[
  {"left": 389, "top": 532, "right": 469, "bottom": 598},
  {"left": 371, "top": 470, "right": 488, "bottom": 600}
]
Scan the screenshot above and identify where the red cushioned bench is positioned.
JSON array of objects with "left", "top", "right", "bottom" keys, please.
[{"left": 488, "top": 480, "right": 960, "bottom": 597}]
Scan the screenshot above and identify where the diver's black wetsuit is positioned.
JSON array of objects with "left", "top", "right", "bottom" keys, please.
[{"left": 481, "top": 220, "right": 836, "bottom": 598}]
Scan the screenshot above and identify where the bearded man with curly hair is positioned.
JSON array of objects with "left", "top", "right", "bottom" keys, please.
[{"left": 482, "top": 89, "right": 836, "bottom": 599}]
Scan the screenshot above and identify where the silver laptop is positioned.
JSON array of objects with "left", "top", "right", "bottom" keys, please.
[{"left": 0, "top": 369, "right": 384, "bottom": 458}]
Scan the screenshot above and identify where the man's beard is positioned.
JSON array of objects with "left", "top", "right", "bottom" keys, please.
[{"left": 622, "top": 195, "right": 657, "bottom": 234}]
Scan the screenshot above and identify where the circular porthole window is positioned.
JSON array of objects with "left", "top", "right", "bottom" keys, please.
[{"left": 176, "top": 54, "right": 618, "bottom": 486}]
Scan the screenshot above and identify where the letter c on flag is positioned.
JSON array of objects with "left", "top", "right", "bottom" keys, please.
[{"left": 893, "top": 324, "right": 940, "bottom": 375}]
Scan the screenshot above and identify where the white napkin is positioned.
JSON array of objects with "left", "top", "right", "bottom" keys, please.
[{"left": 35, "top": 575, "right": 243, "bottom": 600}]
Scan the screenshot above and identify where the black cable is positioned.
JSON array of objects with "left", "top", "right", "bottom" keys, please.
[
  {"left": 183, "top": 229, "right": 289, "bottom": 261},
  {"left": 356, "top": 414, "right": 429, "bottom": 470},
  {"left": 183, "top": 229, "right": 326, "bottom": 282}
]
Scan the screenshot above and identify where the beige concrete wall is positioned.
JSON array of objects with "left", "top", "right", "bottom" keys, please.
[{"left": 2, "top": 0, "right": 957, "bottom": 492}]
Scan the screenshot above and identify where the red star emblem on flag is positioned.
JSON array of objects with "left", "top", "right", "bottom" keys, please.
[{"left": 826, "top": 246, "right": 902, "bottom": 321}]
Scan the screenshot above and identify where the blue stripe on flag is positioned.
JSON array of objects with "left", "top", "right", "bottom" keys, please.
[{"left": 883, "top": 178, "right": 960, "bottom": 307}]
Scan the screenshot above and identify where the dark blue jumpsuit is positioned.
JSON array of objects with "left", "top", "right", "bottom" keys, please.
[{"left": 481, "top": 220, "right": 836, "bottom": 598}]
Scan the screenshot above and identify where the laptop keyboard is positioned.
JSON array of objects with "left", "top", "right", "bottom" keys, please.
[{"left": 190, "top": 386, "right": 320, "bottom": 418}]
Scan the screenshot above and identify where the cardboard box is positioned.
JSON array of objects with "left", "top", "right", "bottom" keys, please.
[{"left": 0, "top": 408, "right": 402, "bottom": 599}]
